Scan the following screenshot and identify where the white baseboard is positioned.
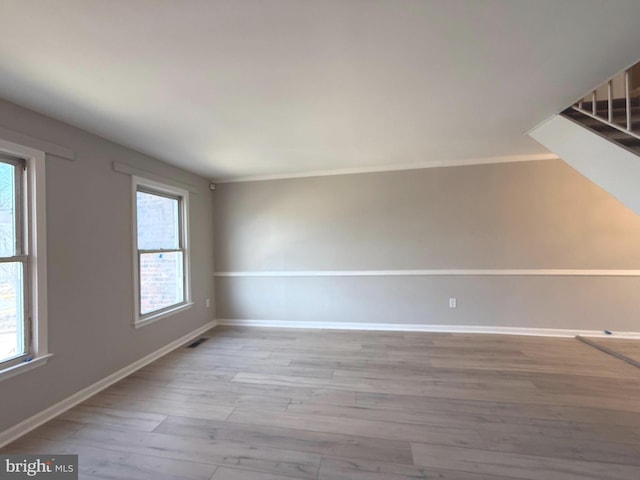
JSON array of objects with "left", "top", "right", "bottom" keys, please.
[
  {"left": 217, "top": 318, "right": 640, "bottom": 339},
  {"left": 0, "top": 320, "right": 218, "bottom": 448}
]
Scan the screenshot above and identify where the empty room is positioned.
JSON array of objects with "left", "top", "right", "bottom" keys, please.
[{"left": 1, "top": 1, "right": 640, "bottom": 479}]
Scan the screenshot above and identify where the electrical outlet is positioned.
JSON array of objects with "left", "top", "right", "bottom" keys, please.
[
  {"left": 449, "top": 298, "right": 457, "bottom": 308},
  {"left": 205, "top": 298, "right": 210, "bottom": 308}
]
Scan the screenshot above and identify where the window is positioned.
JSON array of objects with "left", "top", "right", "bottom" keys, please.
[
  {"left": 0, "top": 141, "right": 48, "bottom": 381},
  {"left": 0, "top": 154, "right": 27, "bottom": 366},
  {"left": 133, "top": 177, "right": 190, "bottom": 327}
]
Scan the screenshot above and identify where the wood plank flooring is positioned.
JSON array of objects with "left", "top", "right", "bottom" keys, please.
[{"left": 3, "top": 326, "right": 640, "bottom": 479}]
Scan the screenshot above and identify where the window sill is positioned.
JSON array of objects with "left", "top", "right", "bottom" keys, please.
[
  {"left": 0, "top": 353, "right": 53, "bottom": 383},
  {"left": 133, "top": 302, "right": 194, "bottom": 329}
]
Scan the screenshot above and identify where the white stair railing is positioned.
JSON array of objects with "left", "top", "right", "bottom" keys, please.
[{"left": 571, "top": 62, "right": 640, "bottom": 141}]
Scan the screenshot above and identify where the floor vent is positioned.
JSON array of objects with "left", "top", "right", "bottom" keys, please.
[{"left": 186, "top": 338, "right": 208, "bottom": 348}]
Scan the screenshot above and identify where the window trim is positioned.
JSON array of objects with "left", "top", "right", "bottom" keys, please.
[
  {"left": 131, "top": 176, "right": 191, "bottom": 328},
  {"left": 0, "top": 138, "right": 49, "bottom": 382},
  {"left": 0, "top": 154, "right": 28, "bottom": 368}
]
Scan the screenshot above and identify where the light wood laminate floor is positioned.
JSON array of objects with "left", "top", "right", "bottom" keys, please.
[{"left": 3, "top": 326, "right": 640, "bottom": 479}]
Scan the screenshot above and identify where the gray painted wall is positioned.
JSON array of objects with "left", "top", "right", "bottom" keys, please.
[
  {"left": 214, "top": 160, "right": 640, "bottom": 331},
  {"left": 0, "top": 98, "right": 214, "bottom": 432},
  {"left": 3, "top": 94, "right": 640, "bottom": 436}
]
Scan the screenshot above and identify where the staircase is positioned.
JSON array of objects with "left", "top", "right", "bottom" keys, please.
[
  {"left": 561, "top": 98, "right": 640, "bottom": 156},
  {"left": 530, "top": 61, "right": 640, "bottom": 215}
]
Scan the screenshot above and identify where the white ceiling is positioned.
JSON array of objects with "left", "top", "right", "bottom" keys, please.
[{"left": 0, "top": 1, "right": 639, "bottom": 181}]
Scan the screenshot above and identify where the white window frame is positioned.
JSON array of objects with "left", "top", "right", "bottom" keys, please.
[
  {"left": 0, "top": 138, "right": 50, "bottom": 383},
  {"left": 132, "top": 176, "right": 191, "bottom": 328}
]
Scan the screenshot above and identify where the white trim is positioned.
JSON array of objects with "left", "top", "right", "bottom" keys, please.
[
  {"left": 0, "top": 320, "right": 218, "bottom": 448},
  {"left": 0, "top": 124, "right": 74, "bottom": 161},
  {"left": 113, "top": 162, "right": 198, "bottom": 194},
  {"left": 30, "top": 146, "right": 48, "bottom": 359},
  {"left": 133, "top": 302, "right": 194, "bottom": 329},
  {"left": 0, "top": 354, "right": 53, "bottom": 384},
  {"left": 214, "top": 269, "right": 640, "bottom": 278},
  {"left": 213, "top": 153, "right": 559, "bottom": 184},
  {"left": 217, "top": 319, "right": 640, "bottom": 339},
  {"left": 0, "top": 138, "right": 49, "bottom": 374},
  {"left": 131, "top": 176, "right": 191, "bottom": 327}
]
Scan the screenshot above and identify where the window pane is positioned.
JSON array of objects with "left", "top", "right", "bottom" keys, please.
[
  {"left": 136, "top": 190, "right": 179, "bottom": 250},
  {"left": 0, "top": 162, "right": 17, "bottom": 257},
  {"left": 0, "top": 262, "right": 24, "bottom": 363},
  {"left": 139, "top": 251, "right": 184, "bottom": 315}
]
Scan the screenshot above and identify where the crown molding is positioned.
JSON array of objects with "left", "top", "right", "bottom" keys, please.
[{"left": 212, "top": 153, "right": 559, "bottom": 184}]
